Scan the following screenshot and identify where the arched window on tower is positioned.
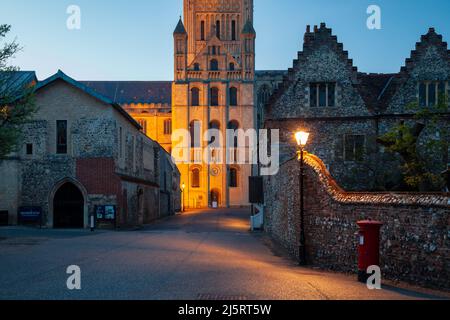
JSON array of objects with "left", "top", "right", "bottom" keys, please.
[
  {"left": 227, "top": 120, "right": 240, "bottom": 148},
  {"left": 229, "top": 87, "right": 238, "bottom": 106},
  {"left": 229, "top": 167, "right": 238, "bottom": 188},
  {"left": 227, "top": 120, "right": 240, "bottom": 162},
  {"left": 231, "top": 20, "right": 236, "bottom": 41},
  {"left": 210, "top": 59, "right": 219, "bottom": 71},
  {"left": 210, "top": 87, "right": 219, "bottom": 106},
  {"left": 191, "top": 168, "right": 200, "bottom": 188},
  {"left": 216, "top": 20, "right": 221, "bottom": 39},
  {"left": 208, "top": 120, "right": 221, "bottom": 145},
  {"left": 190, "top": 120, "right": 201, "bottom": 148},
  {"left": 229, "top": 62, "right": 235, "bottom": 71},
  {"left": 193, "top": 63, "right": 200, "bottom": 71},
  {"left": 191, "top": 87, "right": 200, "bottom": 106},
  {"left": 200, "top": 21, "right": 205, "bottom": 41}
]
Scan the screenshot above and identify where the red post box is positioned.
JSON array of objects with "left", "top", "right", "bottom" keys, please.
[{"left": 357, "top": 220, "right": 383, "bottom": 283}]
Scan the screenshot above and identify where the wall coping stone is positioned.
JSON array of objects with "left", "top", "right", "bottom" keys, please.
[{"left": 284, "top": 153, "right": 450, "bottom": 208}]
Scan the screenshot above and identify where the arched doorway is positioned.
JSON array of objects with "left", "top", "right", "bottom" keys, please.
[
  {"left": 210, "top": 189, "right": 221, "bottom": 208},
  {"left": 53, "top": 182, "right": 84, "bottom": 228}
]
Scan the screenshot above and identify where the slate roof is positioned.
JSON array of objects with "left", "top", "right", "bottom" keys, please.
[
  {"left": 242, "top": 20, "right": 256, "bottom": 35},
  {"left": 255, "top": 70, "right": 288, "bottom": 79},
  {"left": 356, "top": 73, "right": 399, "bottom": 112},
  {"left": 36, "top": 70, "right": 141, "bottom": 129},
  {"left": 81, "top": 81, "right": 172, "bottom": 105},
  {"left": 0, "top": 71, "right": 37, "bottom": 102},
  {"left": 173, "top": 18, "right": 187, "bottom": 35}
]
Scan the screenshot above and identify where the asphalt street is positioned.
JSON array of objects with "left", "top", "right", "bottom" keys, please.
[{"left": 0, "top": 208, "right": 446, "bottom": 300}]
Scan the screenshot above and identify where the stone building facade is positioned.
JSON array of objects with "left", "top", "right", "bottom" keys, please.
[
  {"left": 265, "top": 24, "right": 450, "bottom": 191},
  {"left": 81, "top": 81, "right": 173, "bottom": 154},
  {"left": 171, "top": 0, "right": 256, "bottom": 209},
  {"left": 0, "top": 71, "right": 180, "bottom": 228}
]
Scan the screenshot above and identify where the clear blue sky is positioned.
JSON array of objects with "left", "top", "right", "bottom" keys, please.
[{"left": 1, "top": 0, "right": 449, "bottom": 80}]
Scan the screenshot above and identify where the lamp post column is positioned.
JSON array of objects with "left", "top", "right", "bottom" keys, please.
[
  {"left": 299, "top": 148, "right": 306, "bottom": 265},
  {"left": 181, "top": 183, "right": 185, "bottom": 213}
]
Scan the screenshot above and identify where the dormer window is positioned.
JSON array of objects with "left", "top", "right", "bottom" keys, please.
[
  {"left": 310, "top": 82, "right": 336, "bottom": 107},
  {"left": 229, "top": 63, "right": 235, "bottom": 71},
  {"left": 193, "top": 63, "right": 200, "bottom": 71},
  {"left": 419, "top": 81, "right": 447, "bottom": 107}
]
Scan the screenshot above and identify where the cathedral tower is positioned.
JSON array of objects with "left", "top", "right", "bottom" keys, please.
[{"left": 172, "top": 0, "right": 256, "bottom": 209}]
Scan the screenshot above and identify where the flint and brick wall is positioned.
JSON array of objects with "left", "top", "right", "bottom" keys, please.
[{"left": 264, "top": 153, "right": 450, "bottom": 290}]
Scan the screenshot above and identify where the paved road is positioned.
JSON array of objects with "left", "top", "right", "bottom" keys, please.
[{"left": 0, "top": 209, "right": 445, "bottom": 300}]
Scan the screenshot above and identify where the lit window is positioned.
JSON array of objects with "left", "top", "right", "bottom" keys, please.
[
  {"left": 164, "top": 119, "right": 172, "bottom": 135},
  {"left": 192, "top": 168, "right": 200, "bottom": 188},
  {"left": 138, "top": 119, "right": 147, "bottom": 134}
]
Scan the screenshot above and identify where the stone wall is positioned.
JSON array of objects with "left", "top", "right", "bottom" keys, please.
[{"left": 264, "top": 153, "right": 450, "bottom": 290}]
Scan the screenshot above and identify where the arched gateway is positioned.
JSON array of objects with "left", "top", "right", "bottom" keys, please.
[{"left": 53, "top": 182, "right": 85, "bottom": 228}]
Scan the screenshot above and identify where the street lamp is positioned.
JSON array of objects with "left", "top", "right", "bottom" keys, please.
[
  {"left": 295, "top": 131, "right": 310, "bottom": 266},
  {"left": 181, "top": 183, "right": 185, "bottom": 212}
]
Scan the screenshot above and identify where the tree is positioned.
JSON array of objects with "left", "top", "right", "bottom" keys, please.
[
  {"left": 0, "top": 24, "right": 37, "bottom": 158},
  {"left": 377, "top": 94, "right": 448, "bottom": 191}
]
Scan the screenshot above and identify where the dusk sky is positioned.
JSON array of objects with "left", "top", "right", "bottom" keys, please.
[{"left": 1, "top": 0, "right": 449, "bottom": 80}]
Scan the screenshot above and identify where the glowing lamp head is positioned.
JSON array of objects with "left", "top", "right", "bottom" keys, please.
[
  {"left": 181, "top": 183, "right": 185, "bottom": 191},
  {"left": 295, "top": 131, "right": 310, "bottom": 148}
]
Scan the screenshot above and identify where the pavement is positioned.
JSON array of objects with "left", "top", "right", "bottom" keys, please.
[{"left": 0, "top": 208, "right": 447, "bottom": 300}]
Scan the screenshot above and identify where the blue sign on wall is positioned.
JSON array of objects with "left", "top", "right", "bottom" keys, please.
[{"left": 18, "top": 207, "right": 42, "bottom": 224}]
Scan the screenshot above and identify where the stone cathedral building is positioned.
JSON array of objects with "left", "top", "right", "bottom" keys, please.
[
  {"left": 171, "top": 0, "right": 256, "bottom": 209},
  {"left": 84, "top": 0, "right": 281, "bottom": 209}
]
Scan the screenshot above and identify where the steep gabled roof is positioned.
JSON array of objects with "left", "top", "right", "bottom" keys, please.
[
  {"left": 268, "top": 23, "right": 359, "bottom": 109},
  {"left": 36, "top": 70, "right": 141, "bottom": 129},
  {"left": 400, "top": 27, "right": 449, "bottom": 75},
  {"left": 81, "top": 81, "right": 172, "bottom": 105}
]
